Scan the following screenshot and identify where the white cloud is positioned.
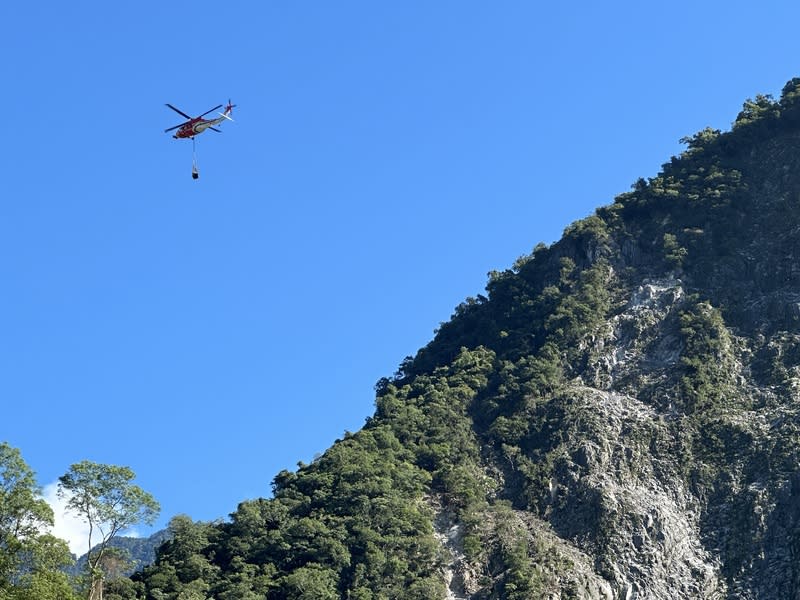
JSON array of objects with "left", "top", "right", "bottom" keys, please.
[{"left": 42, "top": 482, "right": 91, "bottom": 556}]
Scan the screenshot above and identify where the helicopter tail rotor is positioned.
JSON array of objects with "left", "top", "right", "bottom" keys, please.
[{"left": 219, "top": 99, "right": 236, "bottom": 120}]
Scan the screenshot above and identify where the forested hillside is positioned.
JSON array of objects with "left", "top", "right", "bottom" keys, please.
[{"left": 47, "top": 78, "right": 800, "bottom": 598}]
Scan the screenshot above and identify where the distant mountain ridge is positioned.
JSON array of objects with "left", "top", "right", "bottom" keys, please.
[
  {"left": 70, "top": 529, "right": 170, "bottom": 578},
  {"left": 103, "top": 78, "right": 800, "bottom": 598}
]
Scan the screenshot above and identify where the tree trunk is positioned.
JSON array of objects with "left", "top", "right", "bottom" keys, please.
[{"left": 89, "top": 576, "right": 103, "bottom": 600}]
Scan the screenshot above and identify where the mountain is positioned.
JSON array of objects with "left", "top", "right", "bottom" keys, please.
[
  {"left": 69, "top": 530, "right": 170, "bottom": 578},
  {"left": 115, "top": 79, "right": 800, "bottom": 599}
]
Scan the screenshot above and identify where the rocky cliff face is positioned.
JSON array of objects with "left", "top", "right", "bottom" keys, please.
[
  {"left": 406, "top": 79, "right": 800, "bottom": 599},
  {"left": 133, "top": 80, "right": 800, "bottom": 600}
]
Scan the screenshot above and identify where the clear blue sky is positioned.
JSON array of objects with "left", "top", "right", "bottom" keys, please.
[{"left": 3, "top": 1, "right": 800, "bottom": 539}]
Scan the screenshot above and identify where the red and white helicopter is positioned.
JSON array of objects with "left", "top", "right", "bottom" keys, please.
[{"left": 164, "top": 100, "right": 236, "bottom": 139}]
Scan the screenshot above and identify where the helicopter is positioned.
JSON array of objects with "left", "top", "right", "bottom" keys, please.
[
  {"left": 165, "top": 100, "right": 236, "bottom": 179},
  {"left": 164, "top": 100, "right": 236, "bottom": 139}
]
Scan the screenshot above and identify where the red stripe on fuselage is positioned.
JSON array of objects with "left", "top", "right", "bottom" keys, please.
[{"left": 173, "top": 113, "right": 225, "bottom": 139}]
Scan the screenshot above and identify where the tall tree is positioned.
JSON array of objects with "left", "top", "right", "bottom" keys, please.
[{"left": 58, "top": 461, "right": 159, "bottom": 600}]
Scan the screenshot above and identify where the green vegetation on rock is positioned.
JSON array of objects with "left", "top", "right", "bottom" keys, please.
[{"left": 127, "top": 76, "right": 800, "bottom": 599}]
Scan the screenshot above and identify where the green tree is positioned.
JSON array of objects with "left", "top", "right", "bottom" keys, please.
[
  {"left": 7, "top": 534, "right": 79, "bottom": 600},
  {"left": 0, "top": 442, "right": 78, "bottom": 600},
  {"left": 278, "top": 564, "right": 339, "bottom": 599},
  {"left": 59, "top": 461, "right": 159, "bottom": 600}
]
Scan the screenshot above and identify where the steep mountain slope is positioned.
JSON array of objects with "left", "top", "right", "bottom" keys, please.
[{"left": 122, "top": 79, "right": 800, "bottom": 600}]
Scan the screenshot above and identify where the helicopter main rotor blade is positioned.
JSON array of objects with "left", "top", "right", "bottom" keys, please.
[
  {"left": 164, "top": 123, "right": 186, "bottom": 133},
  {"left": 209, "top": 127, "right": 222, "bottom": 133},
  {"left": 198, "top": 104, "right": 224, "bottom": 118},
  {"left": 165, "top": 103, "right": 193, "bottom": 120}
]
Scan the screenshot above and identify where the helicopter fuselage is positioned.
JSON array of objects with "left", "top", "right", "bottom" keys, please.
[
  {"left": 167, "top": 103, "right": 234, "bottom": 139},
  {"left": 173, "top": 116, "right": 225, "bottom": 139}
]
